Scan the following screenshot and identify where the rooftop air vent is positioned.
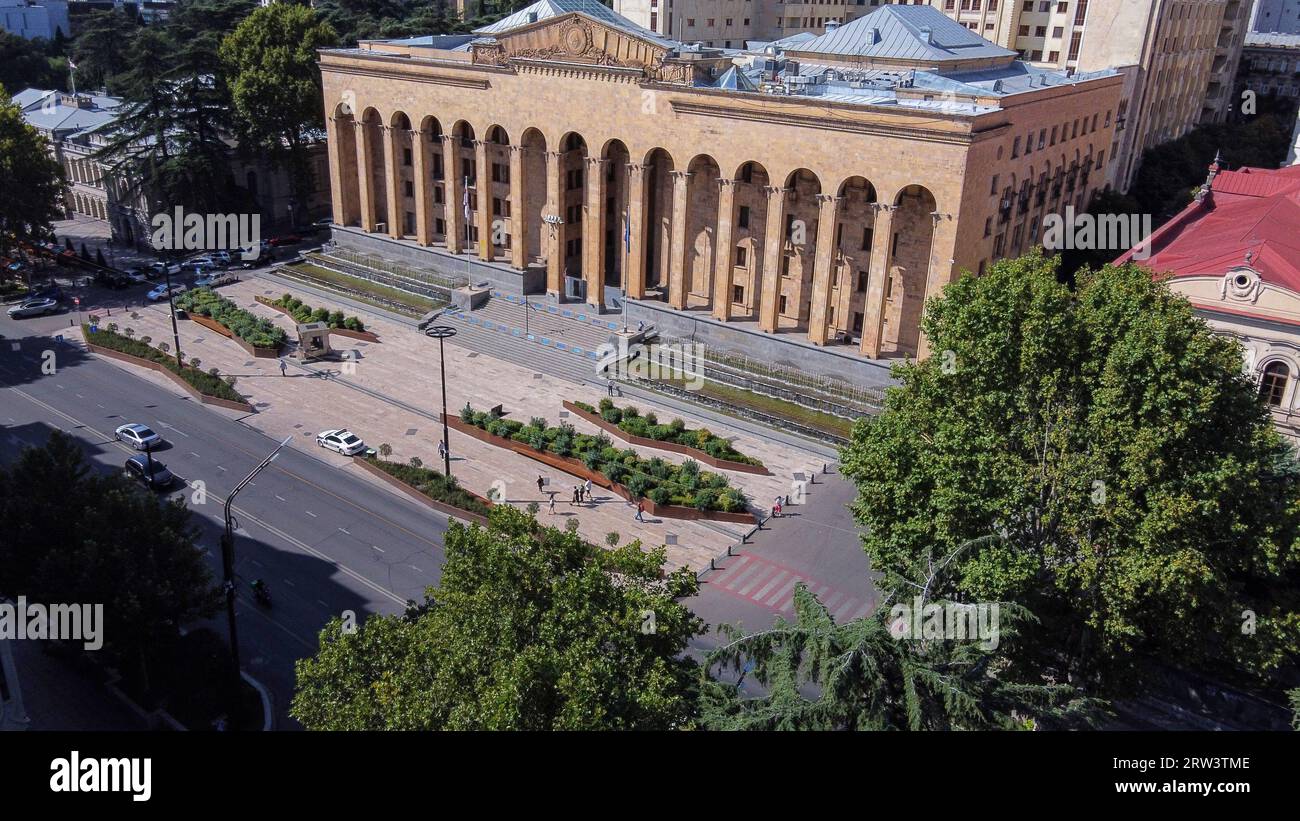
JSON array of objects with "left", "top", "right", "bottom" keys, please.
[
  {"left": 920, "top": 26, "right": 933, "bottom": 45},
  {"left": 527, "top": 11, "right": 537, "bottom": 22},
  {"left": 826, "top": 20, "right": 840, "bottom": 33}
]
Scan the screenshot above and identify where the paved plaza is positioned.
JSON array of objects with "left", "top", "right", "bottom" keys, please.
[{"left": 62, "top": 276, "right": 841, "bottom": 573}]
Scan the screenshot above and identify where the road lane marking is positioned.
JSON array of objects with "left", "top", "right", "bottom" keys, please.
[
  {"left": 371, "top": 545, "right": 384, "bottom": 553},
  {"left": 305, "top": 510, "right": 317, "bottom": 518},
  {"left": 274, "top": 495, "right": 286, "bottom": 502}
]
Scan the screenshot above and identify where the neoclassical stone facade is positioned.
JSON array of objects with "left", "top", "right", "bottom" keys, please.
[{"left": 320, "top": 2, "right": 1121, "bottom": 359}]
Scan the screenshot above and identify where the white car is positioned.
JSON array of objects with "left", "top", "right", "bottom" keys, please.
[
  {"left": 115, "top": 423, "right": 163, "bottom": 451},
  {"left": 316, "top": 428, "right": 367, "bottom": 456},
  {"left": 147, "top": 283, "right": 186, "bottom": 302}
]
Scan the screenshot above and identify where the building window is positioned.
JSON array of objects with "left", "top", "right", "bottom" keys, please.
[
  {"left": 1056, "top": 0, "right": 1066, "bottom": 10},
  {"left": 852, "top": 311, "right": 864, "bottom": 334},
  {"left": 650, "top": 12, "right": 657, "bottom": 29},
  {"left": 735, "top": 246, "right": 747, "bottom": 267},
  {"left": 779, "top": 294, "right": 788, "bottom": 314},
  {"left": 1053, "top": 26, "right": 1063, "bottom": 37},
  {"left": 1012, "top": 137, "right": 1021, "bottom": 158},
  {"left": 403, "top": 148, "right": 412, "bottom": 166},
  {"left": 435, "top": 218, "right": 445, "bottom": 235},
  {"left": 1048, "top": 50, "right": 1059, "bottom": 61},
  {"left": 733, "top": 284, "right": 745, "bottom": 303},
  {"left": 988, "top": 0, "right": 998, "bottom": 9},
  {"left": 687, "top": 18, "right": 695, "bottom": 27},
  {"left": 707, "top": 18, "right": 715, "bottom": 26},
  {"left": 434, "top": 186, "right": 444, "bottom": 204},
  {"left": 861, "top": 227, "right": 874, "bottom": 250},
  {"left": 725, "top": 18, "right": 732, "bottom": 25},
  {"left": 1021, "top": 0, "right": 1032, "bottom": 9},
  {"left": 1018, "top": 24, "right": 1029, "bottom": 36},
  {"left": 857, "top": 271, "right": 868, "bottom": 291},
  {"left": 738, "top": 205, "right": 750, "bottom": 228},
  {"left": 1035, "top": 26, "right": 1046, "bottom": 37},
  {"left": 1031, "top": 49, "right": 1042, "bottom": 61},
  {"left": 1068, "top": 30, "right": 1082, "bottom": 60},
  {"left": 404, "top": 180, "right": 413, "bottom": 197},
  {"left": 1260, "top": 361, "right": 1290, "bottom": 406},
  {"left": 984, "top": 217, "right": 992, "bottom": 237}
]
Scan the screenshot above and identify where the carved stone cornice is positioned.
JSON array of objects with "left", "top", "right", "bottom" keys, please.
[{"left": 762, "top": 186, "right": 790, "bottom": 197}]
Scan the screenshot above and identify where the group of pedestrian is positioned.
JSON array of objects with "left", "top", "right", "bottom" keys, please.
[
  {"left": 570, "top": 478, "right": 594, "bottom": 504},
  {"left": 535, "top": 473, "right": 647, "bottom": 524}
]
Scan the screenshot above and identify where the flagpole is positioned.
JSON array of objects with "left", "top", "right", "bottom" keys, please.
[{"left": 622, "top": 208, "right": 629, "bottom": 333}]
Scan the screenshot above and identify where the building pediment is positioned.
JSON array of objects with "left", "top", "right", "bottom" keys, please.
[{"left": 471, "top": 13, "right": 685, "bottom": 80}]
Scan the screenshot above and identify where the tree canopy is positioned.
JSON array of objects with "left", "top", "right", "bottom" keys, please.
[
  {"left": 292, "top": 506, "right": 706, "bottom": 730},
  {"left": 840, "top": 252, "right": 1300, "bottom": 693},
  {"left": 0, "top": 88, "right": 64, "bottom": 256}
]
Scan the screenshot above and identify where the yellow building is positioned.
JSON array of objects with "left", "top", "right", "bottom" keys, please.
[{"left": 320, "top": 2, "right": 1119, "bottom": 366}]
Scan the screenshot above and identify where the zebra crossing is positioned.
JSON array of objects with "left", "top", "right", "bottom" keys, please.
[{"left": 705, "top": 552, "right": 874, "bottom": 622}]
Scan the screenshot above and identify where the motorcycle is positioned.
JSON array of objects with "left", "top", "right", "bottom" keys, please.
[{"left": 251, "top": 580, "right": 272, "bottom": 608}]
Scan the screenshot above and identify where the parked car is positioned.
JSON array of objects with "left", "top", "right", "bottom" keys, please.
[
  {"left": 115, "top": 422, "right": 163, "bottom": 450},
  {"left": 268, "top": 234, "right": 302, "bottom": 247},
  {"left": 148, "top": 261, "right": 181, "bottom": 278},
  {"left": 6, "top": 298, "right": 59, "bottom": 318},
  {"left": 94, "top": 270, "right": 130, "bottom": 289},
  {"left": 195, "top": 271, "right": 239, "bottom": 289},
  {"left": 124, "top": 454, "right": 176, "bottom": 489},
  {"left": 146, "top": 283, "right": 187, "bottom": 302},
  {"left": 125, "top": 268, "right": 150, "bottom": 283},
  {"left": 316, "top": 428, "right": 367, "bottom": 456}
]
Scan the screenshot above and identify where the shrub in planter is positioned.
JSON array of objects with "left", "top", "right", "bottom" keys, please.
[
  {"left": 648, "top": 486, "right": 671, "bottom": 505},
  {"left": 330, "top": 310, "right": 346, "bottom": 328},
  {"left": 601, "top": 407, "right": 620, "bottom": 423},
  {"left": 598, "top": 398, "right": 614, "bottom": 413},
  {"left": 693, "top": 488, "right": 719, "bottom": 512},
  {"left": 718, "top": 488, "right": 746, "bottom": 513},
  {"left": 644, "top": 412, "right": 657, "bottom": 426},
  {"left": 529, "top": 417, "right": 548, "bottom": 431},
  {"left": 625, "top": 472, "right": 653, "bottom": 498},
  {"left": 603, "top": 461, "right": 629, "bottom": 485},
  {"left": 581, "top": 449, "right": 603, "bottom": 471}
]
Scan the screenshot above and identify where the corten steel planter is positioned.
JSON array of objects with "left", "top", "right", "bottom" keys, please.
[
  {"left": 186, "top": 313, "right": 282, "bottom": 358},
  {"left": 447, "top": 415, "right": 754, "bottom": 524},
  {"left": 563, "top": 400, "right": 770, "bottom": 476},
  {"left": 255, "top": 296, "right": 381, "bottom": 343},
  {"left": 82, "top": 332, "right": 256, "bottom": 413},
  {"left": 352, "top": 456, "right": 490, "bottom": 526}
]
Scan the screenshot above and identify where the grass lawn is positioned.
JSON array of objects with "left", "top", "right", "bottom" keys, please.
[
  {"left": 280, "top": 263, "right": 440, "bottom": 316},
  {"left": 655, "top": 377, "right": 860, "bottom": 440}
]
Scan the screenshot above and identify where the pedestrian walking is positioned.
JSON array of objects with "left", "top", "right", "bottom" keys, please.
[
  {"left": 635, "top": 501, "right": 645, "bottom": 523},
  {"left": 607, "top": 379, "right": 615, "bottom": 397},
  {"left": 773, "top": 496, "right": 783, "bottom": 518},
  {"left": 549, "top": 494, "right": 556, "bottom": 515},
  {"left": 537, "top": 475, "right": 545, "bottom": 493},
  {"left": 572, "top": 486, "right": 579, "bottom": 505},
  {"left": 279, "top": 359, "right": 287, "bottom": 377},
  {"left": 583, "top": 478, "right": 592, "bottom": 500}
]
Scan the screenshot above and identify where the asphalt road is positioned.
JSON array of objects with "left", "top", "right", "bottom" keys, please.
[{"left": 0, "top": 291, "right": 878, "bottom": 723}]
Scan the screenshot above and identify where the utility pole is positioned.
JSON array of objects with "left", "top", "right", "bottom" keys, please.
[{"left": 424, "top": 326, "right": 458, "bottom": 479}]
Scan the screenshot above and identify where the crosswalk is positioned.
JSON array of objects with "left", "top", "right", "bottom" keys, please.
[{"left": 704, "top": 552, "right": 874, "bottom": 622}]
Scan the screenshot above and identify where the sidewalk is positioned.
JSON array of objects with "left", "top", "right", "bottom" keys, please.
[{"left": 63, "top": 279, "right": 834, "bottom": 572}]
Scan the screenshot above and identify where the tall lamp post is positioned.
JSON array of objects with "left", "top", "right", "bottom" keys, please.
[
  {"left": 425, "top": 326, "right": 457, "bottom": 479},
  {"left": 220, "top": 435, "right": 293, "bottom": 729},
  {"left": 163, "top": 261, "right": 183, "bottom": 368}
]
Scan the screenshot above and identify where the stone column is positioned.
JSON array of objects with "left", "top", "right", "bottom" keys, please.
[
  {"left": 509, "top": 145, "right": 528, "bottom": 270},
  {"left": 583, "top": 157, "right": 607, "bottom": 310},
  {"left": 711, "top": 178, "right": 739, "bottom": 321},
  {"left": 758, "top": 185, "right": 788, "bottom": 333},
  {"left": 625, "top": 162, "right": 649, "bottom": 299},
  {"left": 915, "top": 212, "right": 950, "bottom": 361},
  {"left": 355, "top": 121, "right": 376, "bottom": 232},
  {"left": 545, "top": 150, "right": 566, "bottom": 297},
  {"left": 807, "top": 194, "right": 842, "bottom": 345},
  {"left": 441, "top": 134, "right": 462, "bottom": 254},
  {"left": 860, "top": 203, "right": 896, "bottom": 358},
  {"left": 475, "top": 140, "right": 494, "bottom": 261},
  {"left": 667, "top": 170, "right": 691, "bottom": 310},
  {"left": 327, "top": 116, "right": 347, "bottom": 226},
  {"left": 382, "top": 125, "right": 402, "bottom": 239},
  {"left": 409, "top": 129, "right": 432, "bottom": 246}
]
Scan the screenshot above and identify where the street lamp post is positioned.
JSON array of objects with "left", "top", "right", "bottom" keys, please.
[
  {"left": 219, "top": 435, "right": 293, "bottom": 730},
  {"left": 163, "top": 262, "right": 183, "bottom": 368},
  {"left": 424, "top": 326, "right": 457, "bottom": 479}
]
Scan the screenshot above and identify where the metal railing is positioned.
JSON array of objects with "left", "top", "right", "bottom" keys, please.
[{"left": 327, "top": 247, "right": 468, "bottom": 291}]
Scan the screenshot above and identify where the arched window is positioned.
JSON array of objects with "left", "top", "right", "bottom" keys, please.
[{"left": 1260, "top": 361, "right": 1290, "bottom": 407}]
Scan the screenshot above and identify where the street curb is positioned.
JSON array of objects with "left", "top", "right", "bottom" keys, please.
[{"left": 241, "top": 671, "right": 275, "bottom": 732}]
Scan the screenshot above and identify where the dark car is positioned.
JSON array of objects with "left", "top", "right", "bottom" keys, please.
[
  {"left": 94, "top": 270, "right": 130, "bottom": 289},
  {"left": 124, "top": 454, "right": 176, "bottom": 489},
  {"left": 268, "top": 234, "right": 302, "bottom": 247},
  {"left": 27, "top": 284, "right": 62, "bottom": 301}
]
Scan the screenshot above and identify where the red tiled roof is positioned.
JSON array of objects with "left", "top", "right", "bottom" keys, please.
[{"left": 1122, "top": 163, "right": 1300, "bottom": 294}]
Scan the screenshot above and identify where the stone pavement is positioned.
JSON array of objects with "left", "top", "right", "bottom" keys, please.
[{"left": 65, "top": 278, "right": 835, "bottom": 573}]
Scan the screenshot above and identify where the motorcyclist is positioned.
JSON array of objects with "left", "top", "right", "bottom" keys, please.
[{"left": 250, "top": 578, "right": 271, "bottom": 603}]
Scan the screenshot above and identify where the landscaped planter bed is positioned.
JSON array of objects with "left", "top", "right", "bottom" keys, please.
[
  {"left": 447, "top": 413, "right": 755, "bottom": 524},
  {"left": 81, "top": 328, "right": 255, "bottom": 413},
  {"left": 187, "top": 313, "right": 281, "bottom": 358},
  {"left": 352, "top": 455, "right": 490, "bottom": 525},
  {"left": 255, "top": 295, "right": 381, "bottom": 343},
  {"left": 563, "top": 400, "right": 770, "bottom": 475}
]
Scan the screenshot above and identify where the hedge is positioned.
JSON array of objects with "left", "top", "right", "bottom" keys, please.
[
  {"left": 362, "top": 456, "right": 492, "bottom": 516},
  {"left": 572, "top": 398, "right": 763, "bottom": 467},
  {"left": 271, "top": 293, "right": 366, "bottom": 332},
  {"left": 82, "top": 324, "right": 245, "bottom": 403},
  {"left": 461, "top": 402, "right": 747, "bottom": 512},
  {"left": 173, "top": 288, "right": 287, "bottom": 349}
]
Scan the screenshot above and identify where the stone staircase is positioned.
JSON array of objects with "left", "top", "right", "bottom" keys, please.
[{"left": 439, "top": 291, "right": 623, "bottom": 385}]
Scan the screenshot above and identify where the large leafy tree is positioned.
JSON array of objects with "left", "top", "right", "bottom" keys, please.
[
  {"left": 0, "top": 89, "right": 64, "bottom": 257},
  {"left": 292, "top": 507, "right": 706, "bottom": 729},
  {"left": 69, "top": 8, "right": 141, "bottom": 95},
  {"left": 702, "top": 586, "right": 1103, "bottom": 730},
  {"left": 840, "top": 253, "right": 1300, "bottom": 692},
  {"left": 0, "top": 31, "right": 64, "bottom": 93},
  {"left": 0, "top": 431, "right": 221, "bottom": 691},
  {"left": 220, "top": 3, "right": 338, "bottom": 215}
]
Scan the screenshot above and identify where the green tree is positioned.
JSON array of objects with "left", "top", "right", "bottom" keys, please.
[
  {"left": 292, "top": 506, "right": 705, "bottom": 729},
  {"left": 0, "top": 31, "right": 64, "bottom": 93},
  {"left": 0, "top": 432, "right": 222, "bottom": 692},
  {"left": 0, "top": 89, "right": 64, "bottom": 256},
  {"left": 702, "top": 585, "right": 1103, "bottom": 730},
  {"left": 220, "top": 3, "right": 338, "bottom": 214},
  {"left": 840, "top": 252, "right": 1300, "bottom": 692},
  {"left": 69, "top": 8, "right": 142, "bottom": 94}
]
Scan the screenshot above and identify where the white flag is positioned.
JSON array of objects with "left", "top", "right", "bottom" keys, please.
[{"left": 463, "top": 175, "right": 470, "bottom": 222}]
